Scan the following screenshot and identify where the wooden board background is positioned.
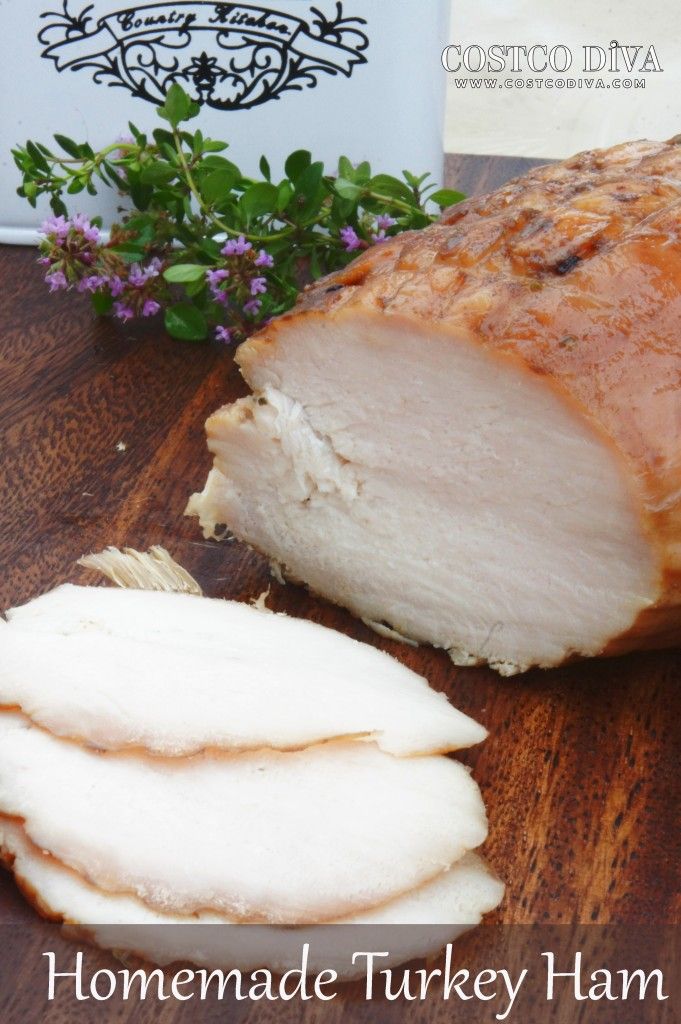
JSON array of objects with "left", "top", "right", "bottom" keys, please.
[{"left": 0, "top": 154, "right": 679, "bottom": 1023}]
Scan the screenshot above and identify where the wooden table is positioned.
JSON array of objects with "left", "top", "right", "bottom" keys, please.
[{"left": 1, "top": 155, "right": 679, "bottom": 1023}]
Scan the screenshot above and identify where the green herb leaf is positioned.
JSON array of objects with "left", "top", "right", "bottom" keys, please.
[
  {"left": 53, "top": 134, "right": 83, "bottom": 159},
  {"left": 198, "top": 237, "right": 222, "bottom": 260},
  {"left": 152, "top": 128, "right": 176, "bottom": 149},
  {"left": 140, "top": 162, "right": 177, "bottom": 185},
  {"left": 91, "top": 291, "right": 113, "bottom": 315},
  {"left": 284, "top": 149, "right": 312, "bottom": 182},
  {"left": 354, "top": 161, "right": 371, "bottom": 184},
  {"left": 201, "top": 154, "right": 241, "bottom": 171},
  {"left": 367, "top": 174, "right": 414, "bottom": 205},
  {"left": 26, "top": 141, "right": 49, "bottom": 173},
  {"left": 184, "top": 277, "right": 208, "bottom": 298},
  {"left": 337, "top": 156, "right": 354, "bottom": 179},
  {"left": 158, "top": 84, "right": 200, "bottom": 128},
  {"left": 429, "top": 188, "right": 466, "bottom": 208},
  {"left": 202, "top": 139, "right": 229, "bottom": 153},
  {"left": 333, "top": 177, "right": 362, "bottom": 201},
  {"left": 127, "top": 174, "right": 153, "bottom": 211},
  {"left": 101, "top": 164, "right": 130, "bottom": 193},
  {"left": 199, "top": 167, "right": 239, "bottom": 204},
  {"left": 240, "top": 181, "right": 278, "bottom": 221},
  {"left": 192, "top": 129, "right": 204, "bottom": 157},
  {"left": 109, "top": 243, "right": 146, "bottom": 263},
  {"left": 403, "top": 170, "right": 431, "bottom": 189},
  {"left": 124, "top": 215, "right": 155, "bottom": 245},
  {"left": 164, "top": 302, "right": 208, "bottom": 341},
  {"left": 277, "top": 180, "right": 294, "bottom": 212},
  {"left": 163, "top": 263, "right": 208, "bottom": 283},
  {"left": 291, "top": 162, "right": 325, "bottom": 221},
  {"left": 50, "top": 194, "right": 67, "bottom": 217}
]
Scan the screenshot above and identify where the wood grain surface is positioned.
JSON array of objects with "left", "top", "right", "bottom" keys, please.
[{"left": 0, "top": 155, "right": 679, "bottom": 1023}]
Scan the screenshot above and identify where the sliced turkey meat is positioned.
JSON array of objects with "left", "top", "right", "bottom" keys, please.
[
  {"left": 0, "top": 712, "right": 487, "bottom": 924},
  {"left": 189, "top": 139, "right": 681, "bottom": 674},
  {"left": 0, "top": 818, "right": 503, "bottom": 978},
  {"left": 0, "top": 582, "right": 485, "bottom": 756}
]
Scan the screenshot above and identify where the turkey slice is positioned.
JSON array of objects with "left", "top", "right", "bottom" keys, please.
[
  {"left": 0, "top": 713, "right": 487, "bottom": 924},
  {"left": 0, "top": 583, "right": 485, "bottom": 757},
  {"left": 0, "top": 818, "right": 504, "bottom": 978}
]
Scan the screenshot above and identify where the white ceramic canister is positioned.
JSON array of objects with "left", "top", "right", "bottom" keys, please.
[{"left": 0, "top": 0, "right": 450, "bottom": 242}]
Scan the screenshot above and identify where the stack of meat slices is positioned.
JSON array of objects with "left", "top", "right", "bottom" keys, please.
[{"left": 0, "top": 549, "right": 503, "bottom": 977}]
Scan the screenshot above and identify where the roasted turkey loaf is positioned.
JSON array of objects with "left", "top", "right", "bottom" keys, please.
[{"left": 189, "top": 139, "right": 681, "bottom": 674}]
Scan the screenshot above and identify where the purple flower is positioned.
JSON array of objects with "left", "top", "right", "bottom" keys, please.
[
  {"left": 255, "top": 249, "right": 274, "bottom": 268},
  {"left": 45, "top": 270, "right": 68, "bottom": 292},
  {"left": 71, "top": 213, "right": 100, "bottom": 243},
  {"left": 206, "top": 268, "right": 230, "bottom": 287},
  {"left": 142, "top": 298, "right": 161, "bottom": 317},
  {"left": 40, "top": 215, "right": 70, "bottom": 240},
  {"left": 376, "top": 214, "right": 397, "bottom": 231},
  {"left": 127, "top": 259, "right": 162, "bottom": 288},
  {"left": 107, "top": 275, "right": 124, "bottom": 297},
  {"left": 243, "top": 298, "right": 261, "bottom": 316},
  {"left": 37, "top": 256, "right": 52, "bottom": 267},
  {"left": 113, "top": 301, "right": 135, "bottom": 322},
  {"left": 221, "top": 234, "right": 251, "bottom": 257},
  {"left": 371, "top": 229, "right": 387, "bottom": 244},
  {"left": 128, "top": 263, "right": 148, "bottom": 288},
  {"left": 215, "top": 325, "right": 232, "bottom": 343},
  {"left": 76, "top": 274, "right": 105, "bottom": 293},
  {"left": 340, "top": 225, "right": 361, "bottom": 252},
  {"left": 250, "top": 276, "right": 267, "bottom": 296}
]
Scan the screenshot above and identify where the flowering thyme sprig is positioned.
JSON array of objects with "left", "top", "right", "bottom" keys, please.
[
  {"left": 37, "top": 214, "right": 170, "bottom": 321},
  {"left": 14, "top": 84, "right": 465, "bottom": 342},
  {"left": 204, "top": 237, "right": 276, "bottom": 342}
]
